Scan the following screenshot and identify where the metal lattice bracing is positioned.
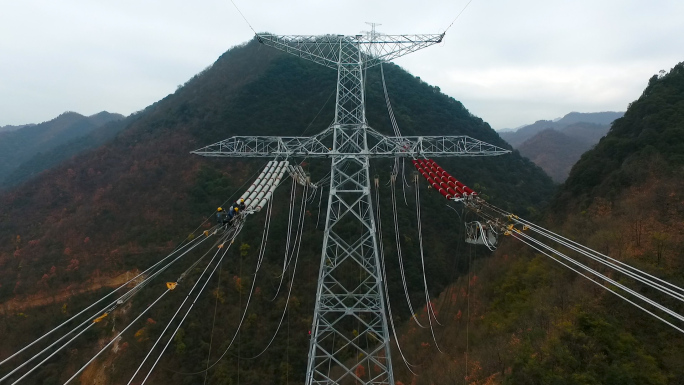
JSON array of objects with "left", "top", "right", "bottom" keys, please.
[
  {"left": 193, "top": 30, "right": 510, "bottom": 385},
  {"left": 190, "top": 134, "right": 509, "bottom": 158},
  {"left": 257, "top": 33, "right": 444, "bottom": 70}
]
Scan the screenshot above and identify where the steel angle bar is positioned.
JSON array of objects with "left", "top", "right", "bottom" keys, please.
[{"left": 369, "top": 135, "right": 511, "bottom": 157}]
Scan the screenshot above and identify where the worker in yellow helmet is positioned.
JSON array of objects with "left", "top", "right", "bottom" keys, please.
[
  {"left": 228, "top": 206, "right": 239, "bottom": 222},
  {"left": 230, "top": 198, "right": 246, "bottom": 213},
  {"left": 216, "top": 207, "right": 228, "bottom": 226}
]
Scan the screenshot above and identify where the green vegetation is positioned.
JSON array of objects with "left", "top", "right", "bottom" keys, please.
[
  {"left": 0, "top": 111, "right": 123, "bottom": 189},
  {"left": 0, "top": 38, "right": 555, "bottom": 384},
  {"left": 558, "top": 62, "right": 684, "bottom": 209}
]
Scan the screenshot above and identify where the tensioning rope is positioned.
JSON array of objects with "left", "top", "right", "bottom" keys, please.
[
  {"left": 374, "top": 176, "right": 419, "bottom": 375},
  {"left": 125, "top": 229, "right": 238, "bottom": 385},
  {"left": 414, "top": 174, "right": 445, "bottom": 352},
  {"left": 511, "top": 233, "right": 684, "bottom": 334},
  {"left": 136, "top": 223, "right": 245, "bottom": 385},
  {"left": 391, "top": 175, "right": 426, "bottom": 328},
  {"left": 0, "top": 231, "right": 217, "bottom": 382}
]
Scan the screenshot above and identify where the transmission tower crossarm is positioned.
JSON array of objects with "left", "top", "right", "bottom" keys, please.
[
  {"left": 369, "top": 134, "right": 511, "bottom": 157},
  {"left": 191, "top": 130, "right": 508, "bottom": 158},
  {"left": 257, "top": 32, "right": 444, "bottom": 69},
  {"left": 190, "top": 132, "right": 332, "bottom": 158}
]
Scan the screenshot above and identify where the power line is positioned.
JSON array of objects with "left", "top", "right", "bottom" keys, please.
[
  {"left": 444, "top": 0, "right": 475, "bottom": 34},
  {"left": 229, "top": 0, "right": 257, "bottom": 35}
]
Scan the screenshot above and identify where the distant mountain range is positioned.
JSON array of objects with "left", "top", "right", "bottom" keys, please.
[
  {"left": 0, "top": 111, "right": 123, "bottom": 189},
  {"left": 0, "top": 38, "right": 555, "bottom": 384},
  {"left": 500, "top": 111, "right": 624, "bottom": 182},
  {"left": 0, "top": 123, "right": 35, "bottom": 133}
]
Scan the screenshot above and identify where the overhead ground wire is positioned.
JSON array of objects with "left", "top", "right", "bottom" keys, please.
[
  {"left": 229, "top": 0, "right": 257, "bottom": 35},
  {"left": 443, "top": 0, "right": 475, "bottom": 34}
]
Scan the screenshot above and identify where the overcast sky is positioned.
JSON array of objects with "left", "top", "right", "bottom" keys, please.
[{"left": 1, "top": 0, "right": 682, "bottom": 130}]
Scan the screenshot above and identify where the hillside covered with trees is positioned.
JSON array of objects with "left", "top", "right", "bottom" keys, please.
[
  {"left": 502, "top": 112, "right": 623, "bottom": 183},
  {"left": 0, "top": 38, "right": 554, "bottom": 384},
  {"left": 0, "top": 111, "right": 123, "bottom": 189},
  {"left": 399, "top": 62, "right": 684, "bottom": 384}
]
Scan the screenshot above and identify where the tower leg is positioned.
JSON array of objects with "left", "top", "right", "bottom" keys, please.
[{"left": 306, "top": 153, "right": 394, "bottom": 385}]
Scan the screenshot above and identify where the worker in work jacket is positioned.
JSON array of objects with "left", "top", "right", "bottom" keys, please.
[
  {"left": 227, "top": 206, "right": 239, "bottom": 222},
  {"left": 230, "top": 199, "right": 246, "bottom": 213},
  {"left": 216, "top": 207, "right": 229, "bottom": 226}
]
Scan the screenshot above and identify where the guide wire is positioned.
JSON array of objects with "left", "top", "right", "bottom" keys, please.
[
  {"left": 511, "top": 233, "right": 684, "bottom": 334},
  {"left": 0, "top": 231, "right": 216, "bottom": 381},
  {"left": 476, "top": 200, "right": 684, "bottom": 303},
  {"left": 391, "top": 175, "right": 426, "bottom": 328},
  {"left": 241, "top": 210, "right": 303, "bottom": 360},
  {"left": 60, "top": 289, "right": 172, "bottom": 385},
  {"left": 138, "top": 224, "right": 244, "bottom": 384},
  {"left": 505, "top": 211, "right": 684, "bottom": 301},
  {"left": 0, "top": 231, "right": 209, "bottom": 368},
  {"left": 273, "top": 179, "right": 297, "bottom": 285},
  {"left": 126, "top": 229, "right": 237, "bottom": 385},
  {"left": 166, "top": 207, "right": 287, "bottom": 375},
  {"left": 414, "top": 176, "right": 445, "bottom": 352},
  {"left": 374, "top": 176, "right": 419, "bottom": 374},
  {"left": 515, "top": 231, "right": 684, "bottom": 324},
  {"left": 3, "top": 322, "right": 95, "bottom": 384},
  {"left": 271, "top": 183, "right": 309, "bottom": 300}
]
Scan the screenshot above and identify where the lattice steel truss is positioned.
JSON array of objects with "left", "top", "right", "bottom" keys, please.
[{"left": 193, "top": 32, "right": 510, "bottom": 385}]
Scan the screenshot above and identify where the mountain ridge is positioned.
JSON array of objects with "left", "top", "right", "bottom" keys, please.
[
  {"left": 517, "top": 128, "right": 592, "bottom": 182},
  {"left": 0, "top": 111, "right": 123, "bottom": 189},
  {"left": 392, "top": 62, "right": 684, "bottom": 384},
  {"left": 0, "top": 38, "right": 554, "bottom": 384},
  {"left": 500, "top": 111, "right": 623, "bottom": 147}
]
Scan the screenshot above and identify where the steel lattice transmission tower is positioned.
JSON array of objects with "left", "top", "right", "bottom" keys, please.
[{"left": 193, "top": 30, "right": 509, "bottom": 384}]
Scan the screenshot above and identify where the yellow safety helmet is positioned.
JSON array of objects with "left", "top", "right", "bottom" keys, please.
[
  {"left": 234, "top": 207, "right": 239, "bottom": 211},
  {"left": 239, "top": 198, "right": 245, "bottom": 203},
  {"left": 217, "top": 207, "right": 223, "bottom": 212}
]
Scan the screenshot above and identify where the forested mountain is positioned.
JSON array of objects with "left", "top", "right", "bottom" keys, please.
[
  {"left": 517, "top": 128, "right": 592, "bottom": 182},
  {"left": 2, "top": 116, "right": 132, "bottom": 189},
  {"left": 0, "top": 111, "right": 123, "bottom": 189},
  {"left": 501, "top": 112, "right": 621, "bottom": 182},
  {"left": 403, "top": 62, "right": 684, "bottom": 384},
  {"left": 0, "top": 123, "right": 35, "bottom": 133},
  {"left": 500, "top": 111, "right": 623, "bottom": 147},
  {"left": 0, "top": 38, "right": 554, "bottom": 384}
]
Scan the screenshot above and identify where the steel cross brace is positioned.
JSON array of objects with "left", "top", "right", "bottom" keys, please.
[{"left": 191, "top": 133, "right": 510, "bottom": 158}]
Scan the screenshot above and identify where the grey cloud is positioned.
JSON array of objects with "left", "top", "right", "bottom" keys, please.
[{"left": 0, "top": 0, "right": 682, "bottom": 129}]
